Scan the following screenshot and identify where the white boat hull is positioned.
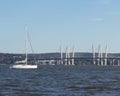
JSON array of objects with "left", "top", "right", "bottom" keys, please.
[
  {"left": 10, "top": 64, "right": 38, "bottom": 69},
  {"left": 10, "top": 26, "right": 38, "bottom": 69}
]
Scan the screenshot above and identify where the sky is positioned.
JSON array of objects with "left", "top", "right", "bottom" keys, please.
[{"left": 0, "top": 0, "right": 120, "bottom": 53}]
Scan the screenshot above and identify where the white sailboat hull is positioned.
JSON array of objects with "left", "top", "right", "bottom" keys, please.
[
  {"left": 10, "top": 64, "right": 37, "bottom": 69},
  {"left": 10, "top": 25, "right": 38, "bottom": 69}
]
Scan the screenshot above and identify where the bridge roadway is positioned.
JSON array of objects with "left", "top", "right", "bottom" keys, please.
[{"left": 29, "top": 57, "right": 120, "bottom": 61}]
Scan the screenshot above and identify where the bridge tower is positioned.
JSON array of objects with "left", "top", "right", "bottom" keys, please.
[
  {"left": 72, "top": 46, "right": 75, "bottom": 65},
  {"left": 60, "top": 46, "right": 63, "bottom": 64},
  {"left": 100, "top": 46, "right": 103, "bottom": 66},
  {"left": 104, "top": 45, "right": 108, "bottom": 66},
  {"left": 98, "top": 45, "right": 101, "bottom": 65},
  {"left": 92, "top": 44, "right": 95, "bottom": 65}
]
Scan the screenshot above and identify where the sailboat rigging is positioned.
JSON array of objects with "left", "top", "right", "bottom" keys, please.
[{"left": 10, "top": 25, "right": 38, "bottom": 69}]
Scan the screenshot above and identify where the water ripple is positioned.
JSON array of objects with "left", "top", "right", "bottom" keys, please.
[{"left": 0, "top": 65, "right": 120, "bottom": 96}]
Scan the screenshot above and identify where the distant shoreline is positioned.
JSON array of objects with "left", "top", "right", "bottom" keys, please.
[{"left": 0, "top": 52, "right": 120, "bottom": 65}]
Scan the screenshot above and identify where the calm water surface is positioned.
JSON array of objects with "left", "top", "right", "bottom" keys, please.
[{"left": 0, "top": 64, "right": 120, "bottom": 96}]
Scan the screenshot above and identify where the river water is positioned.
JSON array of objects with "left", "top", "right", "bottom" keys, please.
[{"left": 0, "top": 64, "right": 120, "bottom": 96}]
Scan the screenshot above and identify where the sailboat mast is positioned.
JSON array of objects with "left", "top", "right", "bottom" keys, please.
[{"left": 25, "top": 25, "right": 28, "bottom": 65}]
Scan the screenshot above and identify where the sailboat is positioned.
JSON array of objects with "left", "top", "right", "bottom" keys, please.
[{"left": 10, "top": 25, "right": 38, "bottom": 69}]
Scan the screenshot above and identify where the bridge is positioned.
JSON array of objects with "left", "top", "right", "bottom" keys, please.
[
  {"left": 17, "top": 45, "right": 120, "bottom": 66},
  {"left": 28, "top": 57, "right": 120, "bottom": 66}
]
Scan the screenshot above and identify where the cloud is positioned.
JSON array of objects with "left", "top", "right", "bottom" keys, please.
[
  {"left": 97, "top": 0, "right": 112, "bottom": 5},
  {"left": 104, "top": 0, "right": 112, "bottom": 5},
  {"left": 91, "top": 18, "right": 104, "bottom": 22},
  {"left": 101, "top": 0, "right": 112, "bottom": 5}
]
